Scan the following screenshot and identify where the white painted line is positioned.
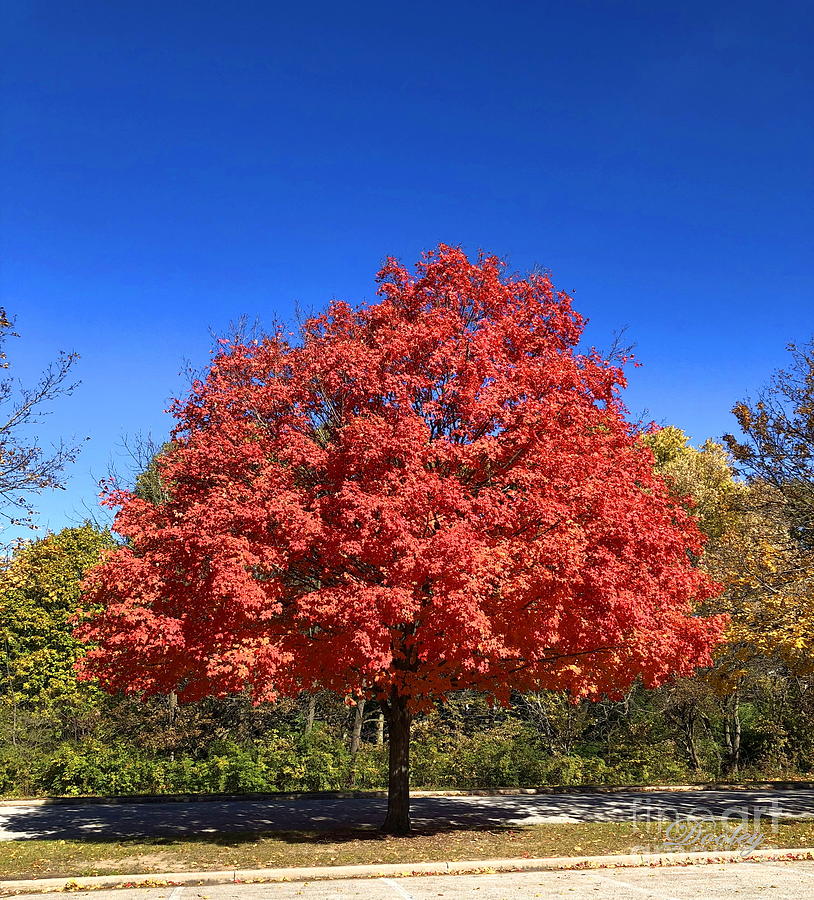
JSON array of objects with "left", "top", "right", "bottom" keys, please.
[
  {"left": 757, "top": 861, "right": 814, "bottom": 878},
  {"left": 168, "top": 888, "right": 184, "bottom": 900},
  {"left": 379, "top": 877, "right": 414, "bottom": 899},
  {"left": 588, "top": 871, "right": 684, "bottom": 900}
]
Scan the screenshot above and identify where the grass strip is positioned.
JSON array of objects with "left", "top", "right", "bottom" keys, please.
[{"left": 2, "top": 820, "right": 814, "bottom": 881}]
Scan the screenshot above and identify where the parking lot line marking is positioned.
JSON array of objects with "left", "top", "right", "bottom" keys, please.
[
  {"left": 379, "top": 877, "right": 414, "bottom": 899},
  {"left": 757, "top": 861, "right": 814, "bottom": 878},
  {"left": 588, "top": 871, "right": 683, "bottom": 900},
  {"left": 168, "top": 888, "right": 184, "bottom": 900}
]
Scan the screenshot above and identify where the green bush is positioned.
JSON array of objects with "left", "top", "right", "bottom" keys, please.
[
  {"left": 0, "top": 746, "right": 41, "bottom": 797},
  {"left": 28, "top": 727, "right": 368, "bottom": 797},
  {"left": 410, "top": 719, "right": 615, "bottom": 788},
  {"left": 2, "top": 703, "right": 811, "bottom": 800},
  {"left": 42, "top": 743, "right": 159, "bottom": 795},
  {"left": 604, "top": 742, "right": 693, "bottom": 785}
]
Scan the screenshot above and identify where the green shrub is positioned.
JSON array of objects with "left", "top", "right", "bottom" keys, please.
[
  {"left": 0, "top": 746, "right": 41, "bottom": 797},
  {"left": 29, "top": 727, "right": 366, "bottom": 796},
  {"left": 410, "top": 719, "right": 614, "bottom": 788},
  {"left": 42, "top": 743, "right": 159, "bottom": 795},
  {"left": 0, "top": 707, "right": 808, "bottom": 800}
]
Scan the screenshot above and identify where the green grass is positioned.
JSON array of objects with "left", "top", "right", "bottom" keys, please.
[{"left": 2, "top": 820, "right": 814, "bottom": 882}]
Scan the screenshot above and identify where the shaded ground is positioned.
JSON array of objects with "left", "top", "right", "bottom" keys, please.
[{"left": 3, "top": 789, "right": 814, "bottom": 841}]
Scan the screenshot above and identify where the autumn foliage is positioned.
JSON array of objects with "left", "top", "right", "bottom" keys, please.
[{"left": 77, "top": 246, "right": 724, "bottom": 829}]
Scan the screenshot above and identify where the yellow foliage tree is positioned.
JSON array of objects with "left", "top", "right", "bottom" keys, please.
[{"left": 0, "top": 524, "right": 113, "bottom": 742}]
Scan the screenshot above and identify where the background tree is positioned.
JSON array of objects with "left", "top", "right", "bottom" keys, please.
[
  {"left": 77, "top": 246, "right": 724, "bottom": 832},
  {"left": 0, "top": 524, "right": 113, "bottom": 745},
  {"left": 645, "top": 416, "right": 814, "bottom": 773},
  {"left": 0, "top": 309, "right": 82, "bottom": 534},
  {"left": 643, "top": 426, "right": 741, "bottom": 544},
  {"left": 722, "top": 342, "right": 814, "bottom": 674},
  {"left": 725, "top": 340, "right": 814, "bottom": 545},
  {"left": 643, "top": 426, "right": 755, "bottom": 772}
]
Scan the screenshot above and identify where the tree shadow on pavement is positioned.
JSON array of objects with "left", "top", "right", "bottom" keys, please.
[{"left": 2, "top": 789, "right": 813, "bottom": 842}]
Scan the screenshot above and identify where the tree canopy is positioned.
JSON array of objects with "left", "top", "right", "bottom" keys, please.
[
  {"left": 0, "top": 524, "right": 113, "bottom": 731},
  {"left": 721, "top": 341, "right": 814, "bottom": 673}
]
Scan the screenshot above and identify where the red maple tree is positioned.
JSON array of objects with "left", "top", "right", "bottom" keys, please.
[{"left": 78, "top": 246, "right": 724, "bottom": 832}]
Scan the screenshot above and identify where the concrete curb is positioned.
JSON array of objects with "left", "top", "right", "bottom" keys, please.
[
  {"left": 1, "top": 847, "right": 814, "bottom": 895},
  {"left": 2, "top": 781, "right": 814, "bottom": 808}
]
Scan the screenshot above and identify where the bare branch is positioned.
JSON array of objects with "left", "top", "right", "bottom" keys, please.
[{"left": 0, "top": 310, "right": 83, "bottom": 535}]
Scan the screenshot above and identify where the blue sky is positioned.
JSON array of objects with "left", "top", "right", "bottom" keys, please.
[{"left": 2, "top": 1, "right": 812, "bottom": 538}]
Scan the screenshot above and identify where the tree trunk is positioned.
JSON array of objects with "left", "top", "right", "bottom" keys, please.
[
  {"left": 168, "top": 691, "right": 178, "bottom": 726},
  {"left": 2, "top": 634, "right": 18, "bottom": 747},
  {"left": 349, "top": 697, "right": 365, "bottom": 786},
  {"left": 305, "top": 693, "right": 316, "bottom": 735},
  {"left": 381, "top": 691, "right": 412, "bottom": 834},
  {"left": 683, "top": 718, "right": 702, "bottom": 772},
  {"left": 723, "top": 691, "right": 741, "bottom": 775},
  {"left": 376, "top": 711, "right": 385, "bottom": 746},
  {"left": 350, "top": 698, "right": 365, "bottom": 755}
]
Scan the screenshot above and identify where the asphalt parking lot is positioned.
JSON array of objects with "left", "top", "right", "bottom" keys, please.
[
  {"left": 5, "top": 861, "right": 814, "bottom": 900},
  {"left": 3, "top": 788, "right": 813, "bottom": 840}
]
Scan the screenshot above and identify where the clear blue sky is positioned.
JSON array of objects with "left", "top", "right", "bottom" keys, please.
[{"left": 2, "top": 1, "right": 812, "bottom": 538}]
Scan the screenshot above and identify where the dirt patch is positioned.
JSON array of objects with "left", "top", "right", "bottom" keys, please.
[{"left": 61, "top": 852, "right": 184, "bottom": 874}]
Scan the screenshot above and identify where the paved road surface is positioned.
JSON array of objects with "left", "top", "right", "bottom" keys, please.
[
  {"left": 6, "top": 862, "right": 814, "bottom": 899},
  {"left": 2, "top": 789, "right": 814, "bottom": 840}
]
